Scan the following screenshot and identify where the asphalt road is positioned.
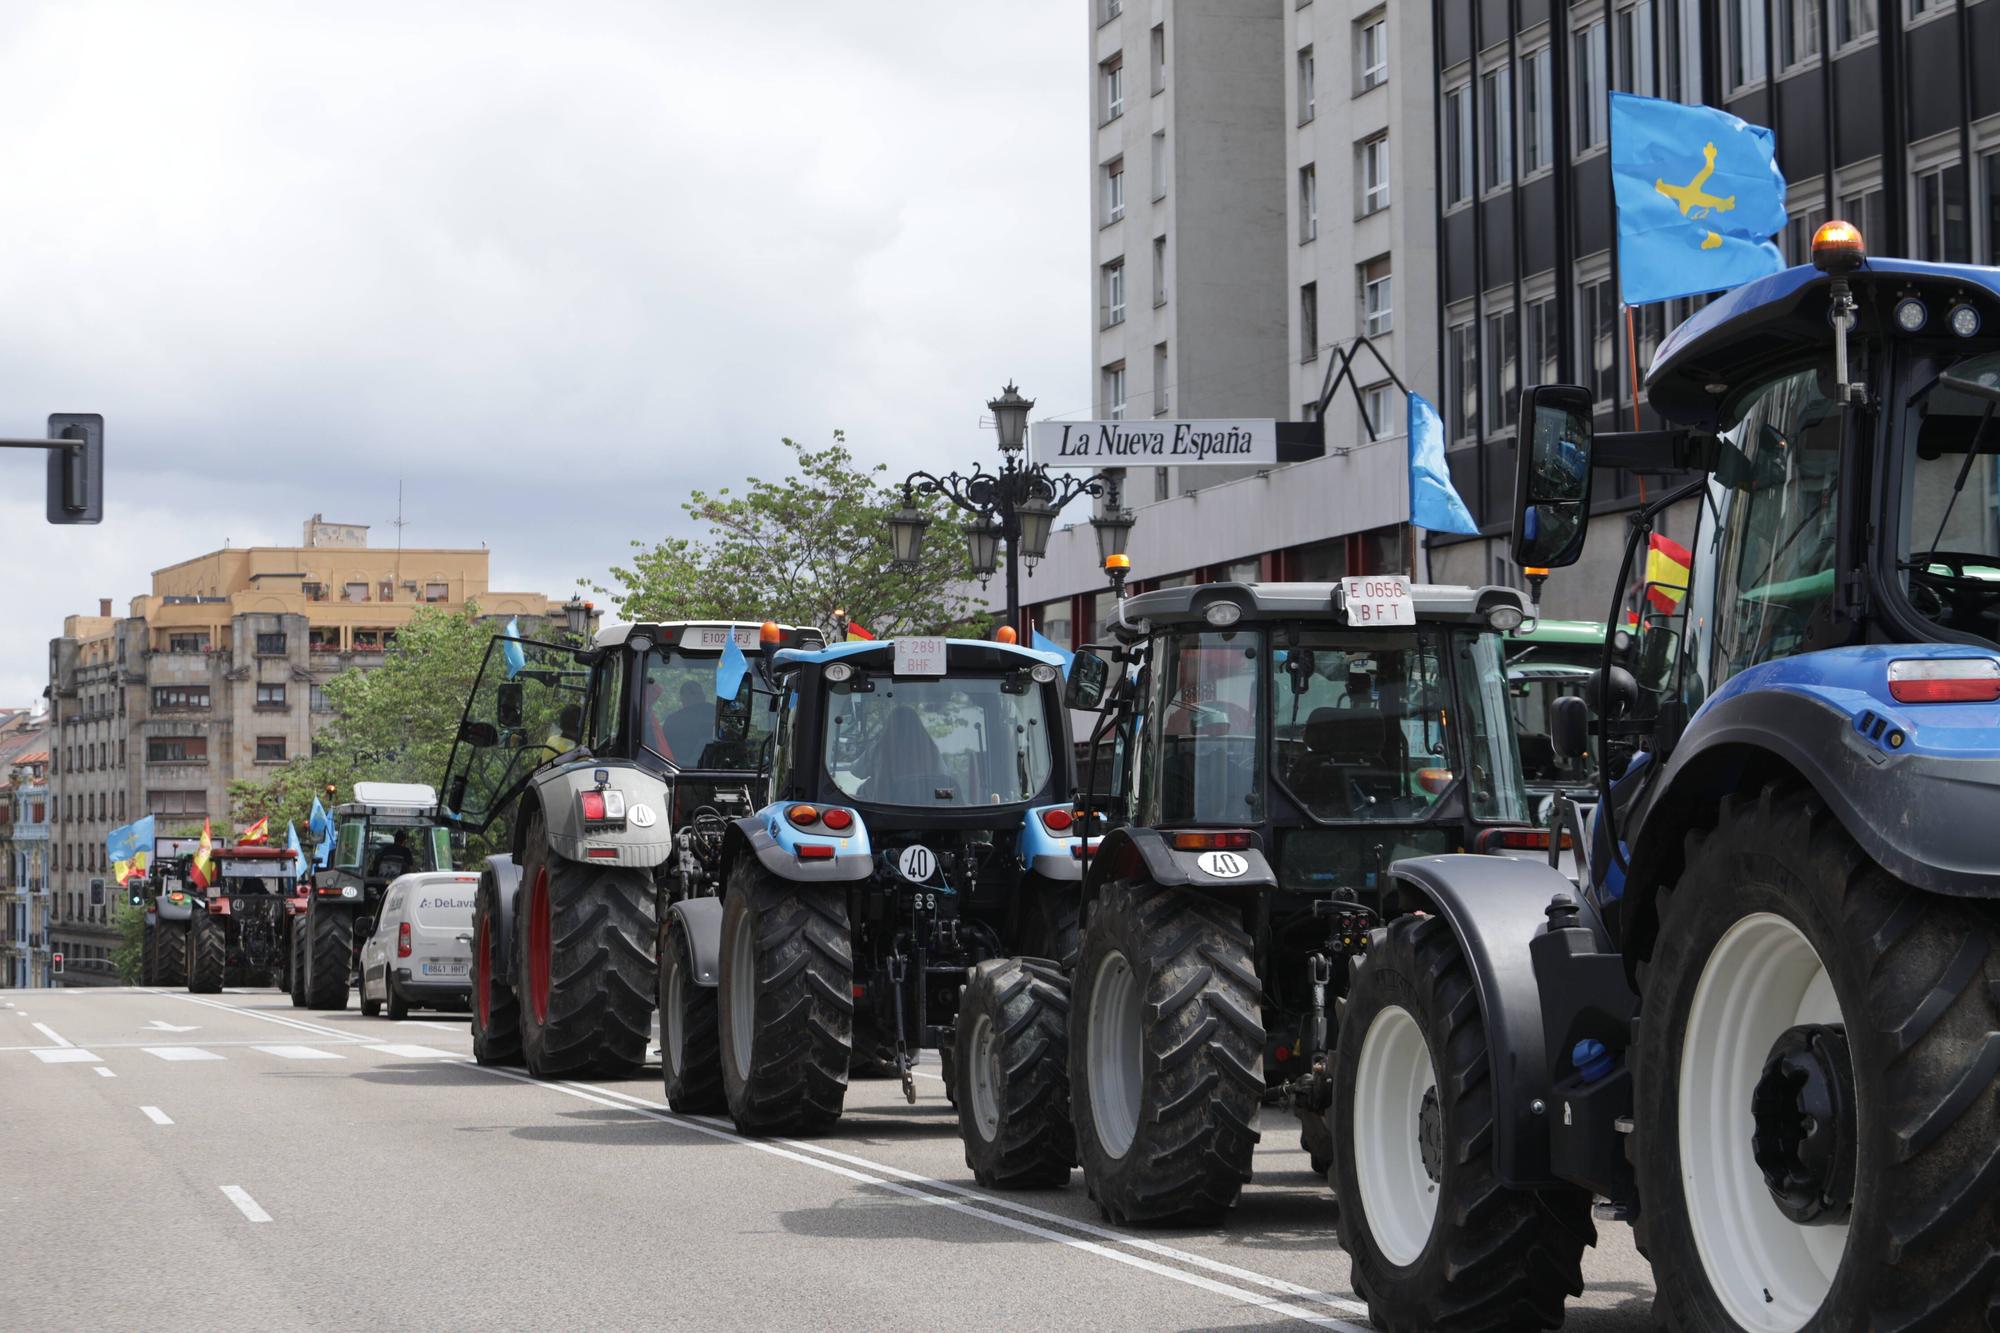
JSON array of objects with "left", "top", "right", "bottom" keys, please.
[{"left": 0, "top": 986, "right": 1657, "bottom": 1330}]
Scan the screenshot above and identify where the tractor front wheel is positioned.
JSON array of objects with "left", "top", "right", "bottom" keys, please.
[
  {"left": 154, "top": 921, "right": 187, "bottom": 988},
  {"left": 139, "top": 923, "right": 159, "bottom": 985},
  {"left": 660, "top": 921, "right": 724, "bottom": 1113},
  {"left": 186, "top": 913, "right": 226, "bottom": 994},
  {"left": 303, "top": 900, "right": 352, "bottom": 1010},
  {"left": 957, "top": 956, "right": 1074, "bottom": 1189},
  {"left": 718, "top": 860, "right": 851, "bottom": 1135},
  {"left": 1633, "top": 786, "right": 2000, "bottom": 1331}
]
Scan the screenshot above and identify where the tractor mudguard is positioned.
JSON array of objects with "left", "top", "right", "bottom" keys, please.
[
  {"left": 483, "top": 854, "right": 521, "bottom": 985},
  {"left": 155, "top": 896, "right": 194, "bottom": 923},
  {"left": 532, "top": 759, "right": 676, "bottom": 869},
  {"left": 665, "top": 897, "right": 724, "bottom": 988},
  {"left": 1385, "top": 853, "right": 1599, "bottom": 1190},
  {"left": 1080, "top": 825, "right": 1278, "bottom": 904},
  {"left": 728, "top": 806, "right": 873, "bottom": 884},
  {"left": 1018, "top": 803, "right": 1084, "bottom": 882}
]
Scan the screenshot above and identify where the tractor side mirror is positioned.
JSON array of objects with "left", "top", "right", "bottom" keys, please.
[
  {"left": 1635, "top": 622, "right": 1680, "bottom": 692},
  {"left": 714, "top": 693, "right": 751, "bottom": 743},
  {"left": 496, "top": 681, "right": 524, "bottom": 729},
  {"left": 1512, "top": 385, "right": 1596, "bottom": 570},
  {"left": 1064, "top": 651, "right": 1111, "bottom": 711},
  {"left": 1550, "top": 695, "right": 1590, "bottom": 764},
  {"left": 555, "top": 703, "right": 582, "bottom": 742},
  {"left": 458, "top": 720, "right": 499, "bottom": 748}
]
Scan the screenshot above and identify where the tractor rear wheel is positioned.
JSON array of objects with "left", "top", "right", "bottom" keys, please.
[
  {"left": 1633, "top": 786, "right": 2000, "bottom": 1331},
  {"left": 1069, "top": 878, "right": 1263, "bottom": 1225},
  {"left": 470, "top": 870, "right": 521, "bottom": 1066},
  {"left": 303, "top": 899, "right": 352, "bottom": 1010},
  {"left": 186, "top": 913, "right": 226, "bottom": 995},
  {"left": 288, "top": 922, "right": 308, "bottom": 1009},
  {"left": 1021, "top": 879, "right": 1081, "bottom": 970},
  {"left": 659, "top": 921, "right": 724, "bottom": 1113},
  {"left": 957, "top": 956, "right": 1075, "bottom": 1189},
  {"left": 718, "top": 859, "right": 851, "bottom": 1135},
  {"left": 154, "top": 921, "right": 187, "bottom": 988},
  {"left": 515, "top": 811, "right": 656, "bottom": 1078},
  {"left": 139, "top": 924, "right": 158, "bottom": 985},
  {"left": 1333, "top": 914, "right": 1593, "bottom": 1331}
]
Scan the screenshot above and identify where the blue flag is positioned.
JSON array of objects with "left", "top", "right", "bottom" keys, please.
[
  {"left": 501, "top": 617, "right": 526, "bottom": 679},
  {"left": 285, "top": 822, "right": 306, "bottom": 879},
  {"left": 1610, "top": 92, "right": 1786, "bottom": 306},
  {"left": 715, "top": 631, "right": 750, "bottom": 701},
  {"left": 1408, "top": 392, "right": 1479, "bottom": 535},
  {"left": 1030, "top": 628, "right": 1075, "bottom": 678},
  {"left": 308, "top": 796, "right": 334, "bottom": 867}
]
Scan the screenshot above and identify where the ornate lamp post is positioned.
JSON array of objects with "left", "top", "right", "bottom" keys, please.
[
  {"left": 888, "top": 384, "right": 1137, "bottom": 631},
  {"left": 562, "top": 596, "right": 595, "bottom": 645}
]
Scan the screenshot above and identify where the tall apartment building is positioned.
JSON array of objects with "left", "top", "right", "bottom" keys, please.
[
  {"left": 43, "top": 516, "right": 559, "bottom": 984},
  {"left": 1424, "top": 0, "right": 2000, "bottom": 609},
  {"left": 1, "top": 711, "right": 52, "bottom": 988}
]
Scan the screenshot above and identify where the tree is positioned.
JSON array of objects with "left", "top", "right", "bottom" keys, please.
[
  {"left": 112, "top": 897, "right": 146, "bottom": 983},
  {"left": 600, "top": 433, "right": 986, "bottom": 637}
]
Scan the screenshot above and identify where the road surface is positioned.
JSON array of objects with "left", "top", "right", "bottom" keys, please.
[{"left": 0, "top": 986, "right": 1657, "bottom": 1329}]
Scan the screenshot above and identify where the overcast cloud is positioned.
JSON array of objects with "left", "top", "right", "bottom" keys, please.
[{"left": 0, "top": 0, "right": 1087, "bottom": 703}]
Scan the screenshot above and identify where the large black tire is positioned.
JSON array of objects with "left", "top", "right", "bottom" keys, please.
[
  {"left": 186, "top": 912, "right": 226, "bottom": 995},
  {"left": 1021, "top": 879, "right": 1082, "bottom": 970},
  {"left": 1332, "top": 914, "right": 1594, "bottom": 1331},
  {"left": 718, "top": 859, "right": 851, "bottom": 1135},
  {"left": 1632, "top": 786, "right": 2000, "bottom": 1331},
  {"left": 957, "top": 956, "right": 1075, "bottom": 1189},
  {"left": 1069, "top": 879, "right": 1263, "bottom": 1225},
  {"left": 515, "top": 811, "right": 656, "bottom": 1078},
  {"left": 470, "top": 871, "right": 522, "bottom": 1066},
  {"left": 659, "top": 921, "right": 724, "bottom": 1113},
  {"left": 288, "top": 922, "right": 308, "bottom": 1009},
  {"left": 154, "top": 921, "right": 187, "bottom": 988},
  {"left": 139, "top": 923, "right": 159, "bottom": 985},
  {"left": 303, "top": 900, "right": 352, "bottom": 1010}
]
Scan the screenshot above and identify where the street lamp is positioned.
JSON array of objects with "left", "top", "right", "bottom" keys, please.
[
  {"left": 891, "top": 384, "right": 1129, "bottom": 632},
  {"left": 563, "top": 596, "right": 594, "bottom": 642}
]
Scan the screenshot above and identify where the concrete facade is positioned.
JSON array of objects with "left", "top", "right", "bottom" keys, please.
[{"left": 0, "top": 711, "right": 52, "bottom": 988}]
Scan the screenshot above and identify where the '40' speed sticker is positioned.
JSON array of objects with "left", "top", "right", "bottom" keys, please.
[
  {"left": 1196, "top": 850, "right": 1248, "bottom": 878},
  {"left": 897, "top": 845, "right": 937, "bottom": 883}
]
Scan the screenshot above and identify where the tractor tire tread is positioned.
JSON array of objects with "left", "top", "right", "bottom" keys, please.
[
  {"left": 958, "top": 956, "right": 1075, "bottom": 1189},
  {"left": 722, "top": 862, "right": 850, "bottom": 1136}
]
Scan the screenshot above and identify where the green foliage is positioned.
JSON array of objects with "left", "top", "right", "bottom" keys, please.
[
  {"left": 112, "top": 897, "right": 146, "bottom": 983},
  {"left": 599, "top": 433, "right": 988, "bottom": 638}
]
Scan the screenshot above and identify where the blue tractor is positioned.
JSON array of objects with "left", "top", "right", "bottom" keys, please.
[
  {"left": 1330, "top": 228, "right": 2000, "bottom": 1330},
  {"left": 657, "top": 633, "right": 1086, "bottom": 1176}
]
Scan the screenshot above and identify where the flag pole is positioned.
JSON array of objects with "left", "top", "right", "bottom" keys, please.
[{"left": 1623, "top": 303, "right": 1648, "bottom": 503}]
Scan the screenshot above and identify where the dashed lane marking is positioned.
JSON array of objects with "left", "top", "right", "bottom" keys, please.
[
  {"left": 254, "top": 1045, "right": 345, "bottom": 1061},
  {"left": 143, "top": 1047, "right": 224, "bottom": 1062},
  {"left": 94, "top": 1067, "right": 115, "bottom": 1077},
  {"left": 30, "top": 1048, "right": 101, "bottom": 1064},
  {"left": 220, "top": 1186, "right": 271, "bottom": 1223},
  {"left": 151, "top": 990, "right": 352, "bottom": 1040},
  {"left": 141, "top": 1106, "right": 174, "bottom": 1125},
  {"left": 31, "top": 1022, "right": 72, "bottom": 1047},
  {"left": 363, "top": 1044, "right": 456, "bottom": 1059}
]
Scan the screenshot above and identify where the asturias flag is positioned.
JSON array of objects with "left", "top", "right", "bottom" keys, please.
[
  {"left": 1610, "top": 92, "right": 1786, "bottom": 306},
  {"left": 1408, "top": 392, "right": 1480, "bottom": 535},
  {"left": 1645, "top": 533, "right": 1694, "bottom": 612},
  {"left": 191, "top": 818, "right": 216, "bottom": 891}
]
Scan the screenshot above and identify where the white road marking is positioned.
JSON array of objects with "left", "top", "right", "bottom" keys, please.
[
  {"left": 220, "top": 1186, "right": 271, "bottom": 1223},
  {"left": 141, "top": 1106, "right": 174, "bottom": 1125},
  {"left": 254, "top": 1045, "right": 345, "bottom": 1061},
  {"left": 458, "top": 1062, "right": 1361, "bottom": 1331},
  {"left": 364, "top": 1043, "right": 456, "bottom": 1059},
  {"left": 30, "top": 1048, "right": 101, "bottom": 1064},
  {"left": 94, "top": 1067, "right": 115, "bottom": 1077},
  {"left": 143, "top": 1047, "right": 224, "bottom": 1062},
  {"left": 31, "top": 1022, "right": 71, "bottom": 1047},
  {"left": 157, "top": 992, "right": 353, "bottom": 1040},
  {"left": 406, "top": 1020, "right": 463, "bottom": 1032},
  {"left": 142, "top": 1020, "right": 200, "bottom": 1033},
  {"left": 0, "top": 1037, "right": 354, "bottom": 1053}
]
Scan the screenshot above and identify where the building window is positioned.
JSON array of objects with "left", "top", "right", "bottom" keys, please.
[
  {"left": 1150, "top": 24, "right": 1165, "bottom": 94},
  {"left": 1150, "top": 131, "right": 1167, "bottom": 199},
  {"left": 1615, "top": 0, "right": 1656, "bottom": 96},
  {"left": 301, "top": 581, "right": 326, "bottom": 602},
  {"left": 1725, "top": 0, "right": 1768, "bottom": 92},
  {"left": 1985, "top": 152, "right": 2000, "bottom": 264},
  {"left": 353, "top": 629, "right": 385, "bottom": 652},
  {"left": 1100, "top": 0, "right": 1121, "bottom": 23},
  {"left": 1573, "top": 19, "right": 1608, "bottom": 152},
  {"left": 310, "top": 683, "right": 332, "bottom": 713},
  {"left": 1915, "top": 162, "right": 1970, "bottom": 263},
  {"left": 1297, "top": 45, "right": 1316, "bottom": 123},
  {"left": 167, "top": 633, "right": 209, "bottom": 653},
  {"left": 1152, "top": 234, "right": 1167, "bottom": 305},
  {"left": 1102, "top": 259, "right": 1126, "bottom": 327},
  {"left": 1634, "top": 303, "right": 1668, "bottom": 375},
  {"left": 1484, "top": 306, "right": 1521, "bottom": 434},
  {"left": 1101, "top": 55, "right": 1124, "bottom": 123},
  {"left": 1444, "top": 82, "right": 1473, "bottom": 207},
  {"left": 1526, "top": 294, "right": 1560, "bottom": 388},
  {"left": 1359, "top": 255, "right": 1393, "bottom": 336},
  {"left": 151, "top": 686, "right": 210, "bottom": 711},
  {"left": 148, "top": 790, "right": 206, "bottom": 817},
  {"left": 1784, "top": 202, "right": 1829, "bottom": 264},
  {"left": 1580, "top": 275, "right": 1620, "bottom": 404},
  {"left": 1154, "top": 343, "right": 1170, "bottom": 415},
  {"left": 1359, "top": 381, "right": 1395, "bottom": 439},
  {"left": 1355, "top": 15, "right": 1387, "bottom": 93},
  {"left": 1662, "top": 0, "right": 1704, "bottom": 101},
  {"left": 1448, "top": 321, "right": 1479, "bottom": 443},
  {"left": 255, "top": 683, "right": 287, "bottom": 709},
  {"left": 1300, "top": 282, "right": 1319, "bottom": 362},
  {"left": 1358, "top": 134, "right": 1390, "bottom": 215},
  {"left": 1103, "top": 362, "right": 1127, "bottom": 420},
  {"left": 254, "top": 632, "right": 286, "bottom": 655},
  {"left": 1480, "top": 66, "right": 1512, "bottom": 192},
  {"left": 145, "top": 737, "right": 207, "bottom": 764},
  {"left": 1840, "top": 185, "right": 1883, "bottom": 247},
  {"left": 423, "top": 581, "right": 449, "bottom": 602},
  {"left": 342, "top": 581, "right": 369, "bottom": 602},
  {"left": 1521, "top": 47, "right": 1553, "bottom": 174},
  {"left": 378, "top": 579, "right": 393, "bottom": 602},
  {"left": 1834, "top": 0, "right": 1877, "bottom": 46},
  {"left": 1299, "top": 164, "right": 1318, "bottom": 242},
  {"left": 256, "top": 736, "right": 287, "bottom": 763},
  {"left": 1779, "top": 0, "right": 1821, "bottom": 69},
  {"left": 309, "top": 628, "right": 340, "bottom": 654},
  {"left": 1103, "top": 157, "right": 1125, "bottom": 224}
]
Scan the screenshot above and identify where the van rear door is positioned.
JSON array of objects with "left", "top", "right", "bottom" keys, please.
[{"left": 409, "top": 875, "right": 478, "bottom": 979}]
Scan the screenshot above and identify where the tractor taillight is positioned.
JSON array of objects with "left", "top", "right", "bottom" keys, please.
[
  {"left": 1478, "top": 828, "right": 1575, "bottom": 852},
  {"left": 796, "top": 843, "right": 835, "bottom": 861},
  {"left": 1040, "top": 807, "right": 1074, "bottom": 834},
  {"left": 579, "top": 789, "right": 626, "bottom": 822},
  {"left": 787, "top": 804, "right": 820, "bottom": 828},
  {"left": 819, "top": 808, "right": 853, "bottom": 832},
  {"left": 397, "top": 922, "right": 411, "bottom": 958},
  {"left": 1170, "top": 830, "right": 1253, "bottom": 852},
  {"left": 1887, "top": 658, "right": 2000, "bottom": 704}
]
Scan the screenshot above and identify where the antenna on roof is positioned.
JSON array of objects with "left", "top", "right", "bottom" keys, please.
[{"left": 391, "top": 479, "right": 409, "bottom": 583}]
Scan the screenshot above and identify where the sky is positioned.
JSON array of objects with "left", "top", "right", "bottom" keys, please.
[{"left": 0, "top": 1, "right": 1088, "bottom": 704}]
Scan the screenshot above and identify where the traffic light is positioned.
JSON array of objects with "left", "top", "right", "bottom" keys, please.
[
  {"left": 51, "top": 951, "right": 63, "bottom": 975},
  {"left": 128, "top": 882, "right": 144, "bottom": 907},
  {"left": 89, "top": 877, "right": 105, "bottom": 908},
  {"left": 45, "top": 414, "right": 103, "bottom": 525}
]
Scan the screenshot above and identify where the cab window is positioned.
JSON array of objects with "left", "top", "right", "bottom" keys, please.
[
  {"left": 587, "top": 652, "right": 625, "bottom": 751},
  {"left": 334, "top": 820, "right": 365, "bottom": 870},
  {"left": 1150, "top": 631, "right": 1262, "bottom": 824}
]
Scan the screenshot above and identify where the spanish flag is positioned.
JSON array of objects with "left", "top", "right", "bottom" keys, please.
[
  {"left": 239, "top": 816, "right": 270, "bottom": 845},
  {"left": 1645, "top": 534, "right": 1693, "bottom": 613},
  {"left": 846, "top": 623, "right": 877, "bottom": 642},
  {"left": 191, "top": 818, "right": 216, "bottom": 890}
]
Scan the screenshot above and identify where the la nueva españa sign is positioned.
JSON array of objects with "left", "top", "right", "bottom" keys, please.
[{"left": 1029, "top": 419, "right": 1279, "bottom": 468}]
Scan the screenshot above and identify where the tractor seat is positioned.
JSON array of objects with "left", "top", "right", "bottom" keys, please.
[{"left": 1292, "top": 707, "right": 1404, "bottom": 815}]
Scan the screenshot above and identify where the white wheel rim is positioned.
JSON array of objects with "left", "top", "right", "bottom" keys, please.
[
  {"left": 1680, "top": 911, "right": 1847, "bottom": 1331},
  {"left": 968, "top": 1013, "right": 1002, "bottom": 1141},
  {"left": 728, "top": 912, "right": 755, "bottom": 1076},
  {"left": 1087, "top": 952, "right": 1143, "bottom": 1159},
  {"left": 1350, "top": 1003, "right": 1440, "bottom": 1267},
  {"left": 665, "top": 949, "right": 686, "bottom": 1076}
]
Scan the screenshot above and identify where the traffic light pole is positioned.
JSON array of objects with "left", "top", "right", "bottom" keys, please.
[{"left": 0, "top": 413, "right": 104, "bottom": 523}]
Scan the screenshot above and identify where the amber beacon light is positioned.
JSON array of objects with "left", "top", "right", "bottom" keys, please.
[{"left": 1811, "top": 220, "right": 1865, "bottom": 274}]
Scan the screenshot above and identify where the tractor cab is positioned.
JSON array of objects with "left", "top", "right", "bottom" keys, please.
[
  {"left": 1504, "top": 618, "right": 1629, "bottom": 810},
  {"left": 318, "top": 783, "right": 452, "bottom": 898}
]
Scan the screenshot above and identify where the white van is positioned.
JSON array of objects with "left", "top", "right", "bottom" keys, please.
[{"left": 360, "top": 871, "right": 479, "bottom": 1019}]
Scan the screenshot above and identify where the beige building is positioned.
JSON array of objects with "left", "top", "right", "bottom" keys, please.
[{"left": 44, "top": 516, "right": 562, "bottom": 983}]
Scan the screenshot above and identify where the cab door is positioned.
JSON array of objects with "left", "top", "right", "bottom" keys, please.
[{"left": 436, "top": 634, "right": 590, "bottom": 834}]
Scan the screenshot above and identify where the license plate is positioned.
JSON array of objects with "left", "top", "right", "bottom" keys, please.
[
  {"left": 690, "top": 626, "right": 759, "bottom": 651},
  {"left": 422, "top": 960, "right": 469, "bottom": 977}
]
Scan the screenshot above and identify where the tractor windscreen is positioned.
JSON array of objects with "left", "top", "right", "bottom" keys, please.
[
  {"left": 823, "top": 674, "right": 1053, "bottom": 809},
  {"left": 1901, "top": 349, "right": 2000, "bottom": 645},
  {"left": 639, "top": 649, "right": 771, "bottom": 771}
]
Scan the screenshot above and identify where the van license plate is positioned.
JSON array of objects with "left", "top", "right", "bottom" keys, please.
[{"left": 423, "top": 960, "right": 469, "bottom": 977}]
